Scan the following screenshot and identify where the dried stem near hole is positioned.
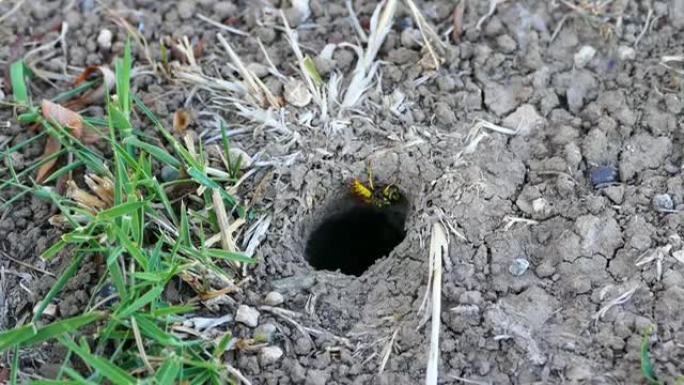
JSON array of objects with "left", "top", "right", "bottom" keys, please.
[
  {"left": 378, "top": 328, "right": 399, "bottom": 375},
  {"left": 280, "top": 10, "right": 325, "bottom": 115},
  {"left": 217, "top": 33, "right": 280, "bottom": 108},
  {"left": 339, "top": 0, "right": 397, "bottom": 113},
  {"left": 346, "top": 0, "right": 369, "bottom": 42},
  {"left": 404, "top": 0, "right": 445, "bottom": 69},
  {"left": 592, "top": 286, "right": 638, "bottom": 321},
  {"left": 476, "top": 0, "right": 507, "bottom": 31},
  {"left": 425, "top": 222, "right": 447, "bottom": 385}
]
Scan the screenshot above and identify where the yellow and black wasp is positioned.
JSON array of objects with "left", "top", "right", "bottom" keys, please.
[{"left": 350, "top": 166, "right": 403, "bottom": 208}]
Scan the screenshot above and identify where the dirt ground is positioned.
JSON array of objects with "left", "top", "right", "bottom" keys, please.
[{"left": 1, "top": 0, "right": 684, "bottom": 384}]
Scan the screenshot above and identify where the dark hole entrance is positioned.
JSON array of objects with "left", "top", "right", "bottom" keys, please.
[{"left": 305, "top": 189, "right": 409, "bottom": 276}]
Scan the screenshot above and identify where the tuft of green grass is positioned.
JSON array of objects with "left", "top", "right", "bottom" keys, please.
[{"left": 0, "top": 38, "right": 256, "bottom": 384}]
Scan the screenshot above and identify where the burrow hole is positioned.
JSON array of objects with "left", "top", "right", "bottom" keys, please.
[{"left": 304, "top": 187, "right": 409, "bottom": 276}]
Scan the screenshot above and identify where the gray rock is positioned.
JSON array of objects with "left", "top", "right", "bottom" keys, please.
[
  {"left": 575, "top": 215, "right": 623, "bottom": 257},
  {"left": 496, "top": 34, "right": 517, "bottom": 53},
  {"left": 213, "top": 2, "right": 237, "bottom": 19},
  {"left": 254, "top": 323, "right": 277, "bottom": 343},
  {"left": 653, "top": 194, "right": 674, "bottom": 211},
  {"left": 484, "top": 81, "right": 532, "bottom": 116},
  {"left": 502, "top": 104, "right": 544, "bottom": 135},
  {"left": 235, "top": 305, "right": 259, "bottom": 327},
  {"left": 264, "top": 291, "right": 284, "bottom": 306},
  {"left": 509, "top": 258, "right": 530, "bottom": 276},
  {"left": 574, "top": 45, "right": 596, "bottom": 68},
  {"left": 619, "top": 134, "right": 672, "bottom": 181},
  {"left": 177, "top": 0, "right": 195, "bottom": 20},
  {"left": 258, "top": 346, "right": 283, "bottom": 366},
  {"left": 305, "top": 369, "right": 330, "bottom": 385},
  {"left": 435, "top": 102, "right": 456, "bottom": 125}
]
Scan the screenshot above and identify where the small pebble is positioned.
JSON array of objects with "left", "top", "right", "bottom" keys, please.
[
  {"left": 177, "top": 0, "right": 196, "bottom": 20},
  {"left": 618, "top": 45, "right": 636, "bottom": 61},
  {"left": 34, "top": 302, "right": 57, "bottom": 317},
  {"left": 574, "top": 45, "right": 596, "bottom": 68},
  {"left": 284, "top": 78, "right": 312, "bottom": 107},
  {"left": 259, "top": 346, "right": 284, "bottom": 366},
  {"left": 590, "top": 166, "right": 619, "bottom": 188},
  {"left": 161, "top": 165, "right": 179, "bottom": 182},
  {"left": 97, "top": 29, "right": 113, "bottom": 50},
  {"left": 509, "top": 258, "right": 530, "bottom": 276},
  {"left": 264, "top": 291, "right": 284, "bottom": 306},
  {"left": 254, "top": 323, "right": 277, "bottom": 343},
  {"left": 235, "top": 305, "right": 260, "bottom": 327},
  {"left": 653, "top": 194, "right": 674, "bottom": 211}
]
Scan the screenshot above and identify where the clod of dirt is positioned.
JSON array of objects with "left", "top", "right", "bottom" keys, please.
[{"left": 305, "top": 190, "right": 409, "bottom": 276}]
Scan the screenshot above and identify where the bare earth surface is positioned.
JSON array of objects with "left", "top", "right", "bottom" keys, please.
[{"left": 1, "top": 0, "right": 683, "bottom": 384}]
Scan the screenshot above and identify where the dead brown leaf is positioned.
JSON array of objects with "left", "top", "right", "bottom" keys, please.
[
  {"left": 41, "top": 100, "right": 83, "bottom": 139},
  {"left": 35, "top": 135, "right": 62, "bottom": 184},
  {"left": 173, "top": 109, "right": 191, "bottom": 134},
  {"left": 452, "top": 0, "right": 466, "bottom": 41},
  {"left": 66, "top": 180, "right": 110, "bottom": 212}
]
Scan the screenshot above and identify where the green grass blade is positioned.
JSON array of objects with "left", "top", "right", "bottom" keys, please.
[
  {"left": 155, "top": 357, "right": 181, "bottom": 385},
  {"left": 122, "top": 137, "right": 181, "bottom": 169},
  {"left": 203, "top": 248, "right": 255, "bottom": 264},
  {"left": 0, "top": 312, "right": 104, "bottom": 351},
  {"left": 60, "top": 338, "right": 136, "bottom": 385},
  {"left": 97, "top": 201, "right": 147, "bottom": 221},
  {"left": 641, "top": 325, "right": 662, "bottom": 385},
  {"left": 10, "top": 61, "right": 29, "bottom": 105},
  {"left": 116, "top": 285, "right": 164, "bottom": 318},
  {"left": 10, "top": 345, "right": 19, "bottom": 385},
  {"left": 40, "top": 239, "right": 68, "bottom": 261}
]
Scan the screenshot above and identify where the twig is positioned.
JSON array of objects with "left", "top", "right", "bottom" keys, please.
[
  {"left": 634, "top": 8, "right": 653, "bottom": 48},
  {"left": 0, "top": 251, "right": 56, "bottom": 277},
  {"left": 226, "top": 365, "right": 252, "bottom": 385},
  {"left": 426, "top": 222, "right": 447, "bottom": 385},
  {"left": 592, "top": 286, "right": 638, "bottom": 321},
  {"left": 0, "top": 0, "right": 26, "bottom": 24},
  {"left": 476, "top": 0, "right": 500, "bottom": 31},
  {"left": 404, "top": 0, "right": 444, "bottom": 69},
  {"left": 130, "top": 316, "right": 154, "bottom": 374},
  {"left": 549, "top": 14, "right": 569, "bottom": 43},
  {"left": 378, "top": 328, "right": 399, "bottom": 374},
  {"left": 197, "top": 14, "right": 249, "bottom": 36},
  {"left": 346, "top": 0, "right": 368, "bottom": 42}
]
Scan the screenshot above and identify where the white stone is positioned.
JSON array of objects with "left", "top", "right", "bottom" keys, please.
[
  {"left": 284, "top": 78, "right": 311, "bottom": 107},
  {"left": 235, "top": 305, "right": 259, "bottom": 327},
  {"left": 264, "top": 291, "right": 284, "bottom": 306},
  {"left": 259, "top": 346, "right": 284, "bottom": 365},
  {"left": 618, "top": 45, "right": 636, "bottom": 61},
  {"left": 574, "top": 45, "right": 596, "bottom": 68},
  {"left": 97, "top": 29, "right": 113, "bottom": 50}
]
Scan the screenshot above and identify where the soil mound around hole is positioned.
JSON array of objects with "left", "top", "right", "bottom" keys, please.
[{"left": 305, "top": 191, "right": 409, "bottom": 276}]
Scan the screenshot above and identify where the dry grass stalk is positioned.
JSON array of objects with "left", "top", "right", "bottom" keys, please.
[
  {"left": 216, "top": 33, "right": 280, "bottom": 108},
  {"left": 378, "top": 328, "right": 399, "bottom": 374},
  {"left": 211, "top": 189, "right": 237, "bottom": 254},
  {"left": 197, "top": 14, "right": 249, "bottom": 36},
  {"left": 425, "top": 222, "right": 447, "bottom": 385},
  {"left": 340, "top": 0, "right": 398, "bottom": 113},
  {"left": 280, "top": 10, "right": 324, "bottom": 114},
  {"left": 404, "top": 0, "right": 445, "bottom": 69},
  {"left": 346, "top": 0, "right": 369, "bottom": 42},
  {"left": 592, "top": 285, "right": 638, "bottom": 321},
  {"left": 476, "top": 0, "right": 507, "bottom": 31}
]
